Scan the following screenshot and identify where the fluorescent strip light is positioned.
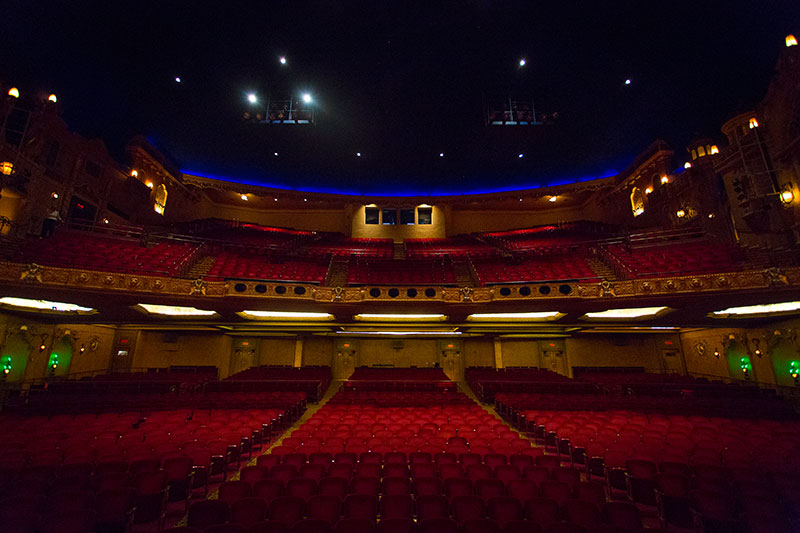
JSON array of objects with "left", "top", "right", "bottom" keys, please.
[
  {"left": 136, "top": 304, "right": 217, "bottom": 317},
  {"left": 584, "top": 306, "right": 670, "bottom": 319},
  {"left": 467, "top": 312, "right": 564, "bottom": 322},
  {"left": 336, "top": 331, "right": 462, "bottom": 336},
  {"left": 711, "top": 301, "right": 800, "bottom": 318},
  {"left": 239, "top": 310, "right": 335, "bottom": 320},
  {"left": 0, "top": 297, "right": 95, "bottom": 313},
  {"left": 354, "top": 313, "right": 448, "bottom": 322}
]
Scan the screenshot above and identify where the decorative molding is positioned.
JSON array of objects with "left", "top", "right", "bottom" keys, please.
[{"left": 0, "top": 261, "right": 798, "bottom": 304}]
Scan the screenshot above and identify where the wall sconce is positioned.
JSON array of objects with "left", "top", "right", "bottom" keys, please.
[
  {"left": 780, "top": 184, "right": 794, "bottom": 205},
  {"left": 79, "top": 344, "right": 86, "bottom": 354},
  {"left": 752, "top": 338, "right": 762, "bottom": 358}
]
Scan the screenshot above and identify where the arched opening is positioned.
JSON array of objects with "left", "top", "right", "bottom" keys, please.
[
  {"left": 154, "top": 184, "right": 167, "bottom": 215},
  {"left": 630, "top": 187, "right": 644, "bottom": 217},
  {"left": 770, "top": 338, "right": 800, "bottom": 387},
  {"left": 1, "top": 332, "right": 31, "bottom": 382},
  {"left": 725, "top": 340, "right": 754, "bottom": 381},
  {"left": 48, "top": 335, "right": 74, "bottom": 377}
]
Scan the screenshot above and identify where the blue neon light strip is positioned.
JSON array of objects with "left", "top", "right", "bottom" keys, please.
[{"left": 180, "top": 168, "right": 620, "bottom": 197}]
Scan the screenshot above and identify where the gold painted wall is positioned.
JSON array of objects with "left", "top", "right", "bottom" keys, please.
[
  {"left": 351, "top": 205, "right": 446, "bottom": 241},
  {"left": 302, "top": 337, "right": 334, "bottom": 366},
  {"left": 195, "top": 204, "right": 349, "bottom": 233},
  {"left": 258, "top": 338, "right": 298, "bottom": 367},
  {"left": 58, "top": 324, "right": 116, "bottom": 375},
  {"left": 355, "top": 339, "right": 439, "bottom": 367},
  {"left": 464, "top": 338, "right": 495, "bottom": 367},
  {"left": 565, "top": 336, "right": 663, "bottom": 375},
  {"left": 501, "top": 340, "right": 541, "bottom": 367},
  {"left": 448, "top": 204, "right": 608, "bottom": 235},
  {"left": 132, "top": 332, "right": 233, "bottom": 377}
]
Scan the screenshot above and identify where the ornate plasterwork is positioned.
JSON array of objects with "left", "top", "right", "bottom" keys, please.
[{"left": 0, "top": 261, "right": 797, "bottom": 304}]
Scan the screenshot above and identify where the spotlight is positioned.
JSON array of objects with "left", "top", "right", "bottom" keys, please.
[
  {"left": 304, "top": 198, "right": 308, "bottom": 202},
  {"left": 780, "top": 186, "right": 794, "bottom": 205},
  {"left": 624, "top": 79, "right": 631, "bottom": 85},
  {"left": 519, "top": 58, "right": 526, "bottom": 67},
  {"left": 302, "top": 93, "right": 312, "bottom": 103},
  {"left": 7, "top": 87, "right": 19, "bottom": 98},
  {"left": 708, "top": 213, "right": 715, "bottom": 218},
  {"left": 47, "top": 94, "right": 57, "bottom": 103},
  {"left": 103, "top": 218, "right": 109, "bottom": 224},
  {"left": 280, "top": 56, "right": 287, "bottom": 65},
  {"left": 548, "top": 196, "right": 557, "bottom": 203},
  {"left": 518, "top": 153, "right": 524, "bottom": 158},
  {"left": 241, "top": 194, "right": 248, "bottom": 201},
  {"left": 439, "top": 153, "right": 444, "bottom": 157},
  {"left": 356, "top": 152, "right": 361, "bottom": 157},
  {"left": 273, "top": 198, "right": 278, "bottom": 202},
  {"left": 274, "top": 152, "right": 278, "bottom": 156},
  {"left": 247, "top": 93, "right": 258, "bottom": 104},
  {"left": 51, "top": 192, "right": 59, "bottom": 199}
]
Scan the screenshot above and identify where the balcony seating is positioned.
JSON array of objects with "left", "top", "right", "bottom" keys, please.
[
  {"left": 21, "top": 230, "right": 198, "bottom": 276},
  {"left": 404, "top": 237, "right": 499, "bottom": 259},
  {"left": 604, "top": 240, "right": 743, "bottom": 278},
  {"left": 472, "top": 254, "right": 600, "bottom": 285},
  {"left": 347, "top": 258, "right": 457, "bottom": 285},
  {"left": 204, "top": 252, "right": 329, "bottom": 283},
  {"left": 222, "top": 367, "right": 332, "bottom": 402},
  {"left": 303, "top": 236, "right": 393, "bottom": 258}
]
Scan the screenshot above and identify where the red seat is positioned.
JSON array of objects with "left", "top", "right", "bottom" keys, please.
[
  {"left": 380, "top": 495, "right": 414, "bottom": 520},
  {"left": 307, "top": 495, "right": 342, "bottom": 526},
  {"left": 188, "top": 499, "right": 230, "bottom": 529},
  {"left": 416, "top": 495, "right": 450, "bottom": 521},
  {"left": 269, "top": 496, "right": 306, "bottom": 527},
  {"left": 343, "top": 494, "right": 377, "bottom": 520},
  {"left": 230, "top": 497, "right": 268, "bottom": 528}
]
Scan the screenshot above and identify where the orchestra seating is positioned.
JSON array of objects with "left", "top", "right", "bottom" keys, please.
[
  {"left": 344, "top": 367, "right": 457, "bottom": 393},
  {"left": 347, "top": 258, "right": 457, "bottom": 285},
  {"left": 603, "top": 240, "right": 743, "bottom": 278},
  {"left": 405, "top": 237, "right": 499, "bottom": 259},
  {"left": 221, "top": 366, "right": 332, "bottom": 402},
  {"left": 0, "top": 403, "right": 303, "bottom": 533},
  {"left": 19, "top": 230, "right": 199, "bottom": 276},
  {"left": 466, "top": 368, "right": 577, "bottom": 402},
  {"left": 203, "top": 252, "right": 329, "bottom": 283},
  {"left": 472, "top": 253, "right": 600, "bottom": 285}
]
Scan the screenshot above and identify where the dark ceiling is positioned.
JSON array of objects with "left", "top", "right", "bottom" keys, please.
[{"left": 2, "top": 1, "right": 799, "bottom": 194}]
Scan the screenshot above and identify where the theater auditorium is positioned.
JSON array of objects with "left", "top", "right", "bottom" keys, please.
[{"left": 1, "top": 7, "right": 800, "bottom": 533}]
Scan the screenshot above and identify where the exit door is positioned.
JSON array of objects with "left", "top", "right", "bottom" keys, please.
[
  {"left": 541, "top": 349, "right": 567, "bottom": 376},
  {"left": 334, "top": 349, "right": 357, "bottom": 380},
  {"left": 441, "top": 349, "right": 464, "bottom": 381}
]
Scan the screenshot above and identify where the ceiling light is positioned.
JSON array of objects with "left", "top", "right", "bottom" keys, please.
[
  {"left": 336, "top": 331, "right": 461, "bottom": 336},
  {"left": 0, "top": 297, "right": 95, "bottom": 314},
  {"left": 136, "top": 304, "right": 217, "bottom": 317},
  {"left": 354, "top": 313, "right": 448, "bottom": 322},
  {"left": 302, "top": 93, "right": 312, "bottom": 103},
  {"left": 519, "top": 59, "right": 526, "bottom": 67},
  {"left": 548, "top": 196, "right": 557, "bottom": 202},
  {"left": 280, "top": 56, "right": 287, "bottom": 64},
  {"left": 238, "top": 310, "right": 335, "bottom": 320},
  {"left": 439, "top": 153, "right": 444, "bottom": 157},
  {"left": 240, "top": 194, "right": 248, "bottom": 201},
  {"left": 356, "top": 152, "right": 361, "bottom": 157},
  {"left": 467, "top": 312, "right": 565, "bottom": 322},
  {"left": 625, "top": 79, "right": 631, "bottom": 85},
  {"left": 175, "top": 77, "right": 181, "bottom": 83},
  {"left": 518, "top": 153, "right": 524, "bottom": 158},
  {"left": 584, "top": 306, "right": 670, "bottom": 320},
  {"left": 274, "top": 152, "right": 278, "bottom": 156},
  {"left": 7, "top": 87, "right": 19, "bottom": 98},
  {"left": 247, "top": 93, "right": 258, "bottom": 104},
  {"left": 710, "top": 301, "right": 800, "bottom": 318}
]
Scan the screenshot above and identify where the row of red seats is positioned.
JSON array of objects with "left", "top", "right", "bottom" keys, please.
[
  {"left": 330, "top": 390, "right": 466, "bottom": 404},
  {"left": 604, "top": 241, "right": 742, "bottom": 278},
  {"left": 303, "top": 237, "right": 393, "bottom": 258},
  {"left": 347, "top": 259, "right": 457, "bottom": 285},
  {"left": 348, "top": 368, "right": 450, "bottom": 382},
  {"left": 472, "top": 254, "right": 599, "bottom": 285},
  {"left": 22, "top": 230, "right": 198, "bottom": 275},
  {"left": 404, "top": 237, "right": 499, "bottom": 259},
  {"left": 205, "top": 252, "right": 328, "bottom": 282}
]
